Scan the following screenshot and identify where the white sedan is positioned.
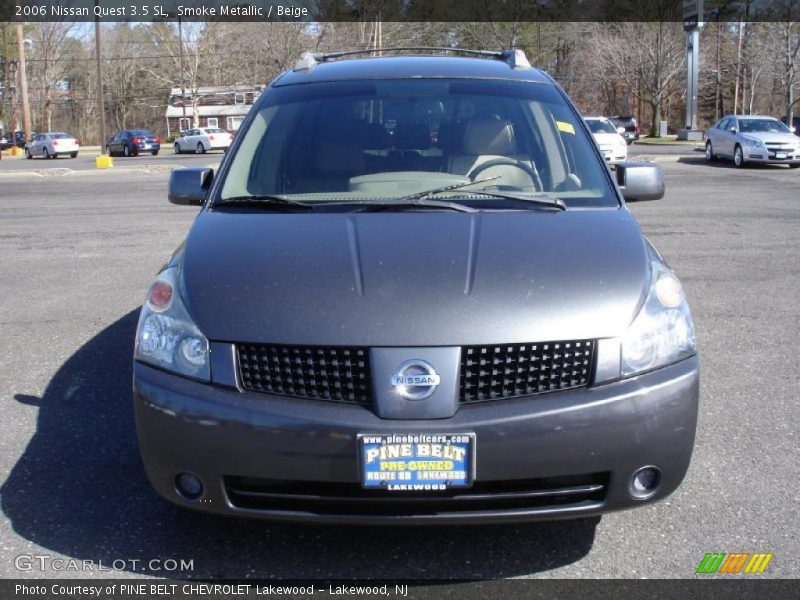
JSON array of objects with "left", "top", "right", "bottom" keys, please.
[
  {"left": 25, "top": 132, "right": 80, "bottom": 159},
  {"left": 174, "top": 128, "right": 234, "bottom": 154},
  {"left": 584, "top": 117, "right": 628, "bottom": 164}
]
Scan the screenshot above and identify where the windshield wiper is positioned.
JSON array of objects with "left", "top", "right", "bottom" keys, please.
[
  {"left": 460, "top": 189, "right": 567, "bottom": 211},
  {"left": 396, "top": 177, "right": 566, "bottom": 211},
  {"left": 345, "top": 198, "right": 479, "bottom": 213},
  {"left": 213, "top": 195, "right": 314, "bottom": 211},
  {"left": 396, "top": 176, "right": 502, "bottom": 202}
]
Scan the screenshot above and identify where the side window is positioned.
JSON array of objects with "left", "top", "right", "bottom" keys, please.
[{"left": 718, "top": 118, "right": 730, "bottom": 130}]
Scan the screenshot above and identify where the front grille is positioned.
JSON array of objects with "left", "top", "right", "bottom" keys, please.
[
  {"left": 237, "top": 339, "right": 596, "bottom": 405},
  {"left": 460, "top": 340, "right": 595, "bottom": 403},
  {"left": 237, "top": 344, "right": 371, "bottom": 404},
  {"left": 224, "top": 473, "right": 608, "bottom": 517}
]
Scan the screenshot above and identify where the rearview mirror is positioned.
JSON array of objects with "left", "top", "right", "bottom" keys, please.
[
  {"left": 168, "top": 167, "right": 213, "bottom": 205},
  {"left": 615, "top": 161, "right": 665, "bottom": 201}
]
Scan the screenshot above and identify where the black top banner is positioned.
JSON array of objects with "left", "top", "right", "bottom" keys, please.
[{"left": 3, "top": 0, "right": 800, "bottom": 23}]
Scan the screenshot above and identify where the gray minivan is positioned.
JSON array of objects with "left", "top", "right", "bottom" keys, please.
[{"left": 133, "top": 49, "right": 697, "bottom": 523}]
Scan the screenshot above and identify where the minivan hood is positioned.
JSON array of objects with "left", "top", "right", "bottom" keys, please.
[{"left": 181, "top": 209, "right": 650, "bottom": 346}]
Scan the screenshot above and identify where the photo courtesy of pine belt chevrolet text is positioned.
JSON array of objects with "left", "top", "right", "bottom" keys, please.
[{"left": 132, "top": 48, "right": 699, "bottom": 524}]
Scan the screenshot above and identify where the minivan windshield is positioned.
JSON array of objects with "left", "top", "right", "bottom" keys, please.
[{"left": 217, "top": 78, "right": 618, "bottom": 209}]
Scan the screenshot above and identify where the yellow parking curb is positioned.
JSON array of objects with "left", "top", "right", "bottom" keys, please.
[{"left": 95, "top": 155, "right": 113, "bottom": 169}]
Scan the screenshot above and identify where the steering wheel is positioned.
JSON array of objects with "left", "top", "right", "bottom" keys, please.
[{"left": 466, "top": 157, "right": 543, "bottom": 192}]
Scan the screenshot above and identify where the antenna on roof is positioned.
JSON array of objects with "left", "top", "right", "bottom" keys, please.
[{"left": 293, "top": 47, "right": 532, "bottom": 71}]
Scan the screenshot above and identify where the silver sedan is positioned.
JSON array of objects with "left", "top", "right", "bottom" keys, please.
[{"left": 705, "top": 115, "right": 800, "bottom": 168}]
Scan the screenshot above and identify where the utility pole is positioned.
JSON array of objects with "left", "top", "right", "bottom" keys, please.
[
  {"left": 715, "top": 19, "right": 722, "bottom": 121},
  {"left": 179, "top": 16, "right": 186, "bottom": 130},
  {"left": 95, "top": 4, "right": 106, "bottom": 151},
  {"left": 2, "top": 24, "right": 7, "bottom": 138},
  {"left": 679, "top": 0, "right": 702, "bottom": 140},
  {"left": 15, "top": 23, "right": 31, "bottom": 145}
]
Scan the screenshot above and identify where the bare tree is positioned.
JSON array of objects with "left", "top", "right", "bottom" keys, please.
[
  {"left": 762, "top": 1, "right": 800, "bottom": 124},
  {"left": 27, "top": 22, "right": 76, "bottom": 132},
  {"left": 147, "top": 21, "right": 226, "bottom": 128},
  {"left": 591, "top": 22, "right": 685, "bottom": 135}
]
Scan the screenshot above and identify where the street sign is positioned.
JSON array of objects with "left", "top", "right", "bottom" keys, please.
[{"left": 683, "top": 0, "right": 704, "bottom": 31}]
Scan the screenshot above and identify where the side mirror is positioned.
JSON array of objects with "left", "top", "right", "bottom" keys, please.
[
  {"left": 168, "top": 167, "right": 213, "bottom": 205},
  {"left": 791, "top": 126, "right": 797, "bottom": 133},
  {"left": 616, "top": 161, "right": 665, "bottom": 201},
  {"left": 729, "top": 126, "right": 737, "bottom": 133},
  {"left": 617, "top": 126, "right": 626, "bottom": 134}
]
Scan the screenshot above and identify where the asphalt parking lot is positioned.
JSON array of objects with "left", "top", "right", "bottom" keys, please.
[
  {"left": 0, "top": 147, "right": 221, "bottom": 173},
  {"left": 0, "top": 152, "right": 798, "bottom": 579}
]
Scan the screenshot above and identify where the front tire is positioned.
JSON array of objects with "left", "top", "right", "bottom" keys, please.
[
  {"left": 789, "top": 163, "right": 800, "bottom": 169},
  {"left": 123, "top": 144, "right": 131, "bottom": 157},
  {"left": 152, "top": 150, "right": 159, "bottom": 156},
  {"left": 705, "top": 141, "right": 716, "bottom": 162},
  {"left": 70, "top": 152, "right": 78, "bottom": 158},
  {"left": 25, "top": 148, "right": 32, "bottom": 159},
  {"left": 43, "top": 148, "right": 50, "bottom": 159},
  {"left": 734, "top": 145, "right": 745, "bottom": 168},
  {"left": 196, "top": 142, "right": 205, "bottom": 154},
  {"left": 105, "top": 146, "right": 112, "bottom": 157},
  {"left": 174, "top": 143, "right": 181, "bottom": 155}
]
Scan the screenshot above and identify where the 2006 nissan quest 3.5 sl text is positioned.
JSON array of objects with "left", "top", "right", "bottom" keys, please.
[{"left": 133, "top": 48, "right": 698, "bottom": 524}]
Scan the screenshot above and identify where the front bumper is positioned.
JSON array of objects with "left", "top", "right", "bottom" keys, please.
[
  {"left": 743, "top": 146, "right": 800, "bottom": 164},
  {"left": 133, "top": 356, "right": 699, "bottom": 524}
]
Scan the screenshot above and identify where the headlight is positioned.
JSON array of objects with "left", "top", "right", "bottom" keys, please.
[
  {"left": 743, "top": 137, "right": 764, "bottom": 149},
  {"left": 620, "top": 257, "right": 696, "bottom": 377},
  {"left": 134, "top": 266, "right": 210, "bottom": 381}
]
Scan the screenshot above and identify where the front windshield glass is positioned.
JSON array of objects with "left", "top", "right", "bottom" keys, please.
[
  {"left": 738, "top": 118, "right": 790, "bottom": 133},
  {"left": 218, "top": 78, "right": 618, "bottom": 208},
  {"left": 586, "top": 119, "right": 618, "bottom": 134}
]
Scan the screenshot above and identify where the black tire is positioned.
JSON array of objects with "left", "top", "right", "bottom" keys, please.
[
  {"left": 25, "top": 148, "right": 32, "bottom": 159},
  {"left": 43, "top": 148, "right": 50, "bottom": 159},
  {"left": 789, "top": 163, "right": 800, "bottom": 169},
  {"left": 174, "top": 143, "right": 181, "bottom": 155},
  {"left": 123, "top": 144, "right": 131, "bottom": 157},
  {"left": 70, "top": 152, "right": 78, "bottom": 158},
  {"left": 705, "top": 141, "right": 716, "bottom": 162},
  {"left": 196, "top": 142, "right": 205, "bottom": 154},
  {"left": 105, "top": 146, "right": 112, "bottom": 157},
  {"left": 152, "top": 150, "right": 159, "bottom": 156},
  {"left": 733, "top": 144, "right": 745, "bottom": 168}
]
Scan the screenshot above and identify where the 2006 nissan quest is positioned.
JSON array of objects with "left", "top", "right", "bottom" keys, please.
[{"left": 133, "top": 49, "right": 698, "bottom": 523}]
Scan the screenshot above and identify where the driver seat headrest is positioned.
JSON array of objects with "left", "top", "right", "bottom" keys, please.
[{"left": 463, "top": 118, "right": 515, "bottom": 155}]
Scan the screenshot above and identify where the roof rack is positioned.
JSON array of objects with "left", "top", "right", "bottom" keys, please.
[{"left": 293, "top": 47, "right": 531, "bottom": 71}]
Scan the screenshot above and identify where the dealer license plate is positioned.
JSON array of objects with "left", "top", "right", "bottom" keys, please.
[{"left": 358, "top": 433, "right": 475, "bottom": 491}]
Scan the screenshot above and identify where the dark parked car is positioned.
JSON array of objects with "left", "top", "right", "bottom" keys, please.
[
  {"left": 133, "top": 49, "right": 697, "bottom": 524},
  {"left": 610, "top": 115, "right": 640, "bottom": 144},
  {"left": 106, "top": 129, "right": 160, "bottom": 157},
  {"left": 780, "top": 115, "right": 800, "bottom": 136},
  {"left": 1, "top": 130, "right": 32, "bottom": 149}
]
